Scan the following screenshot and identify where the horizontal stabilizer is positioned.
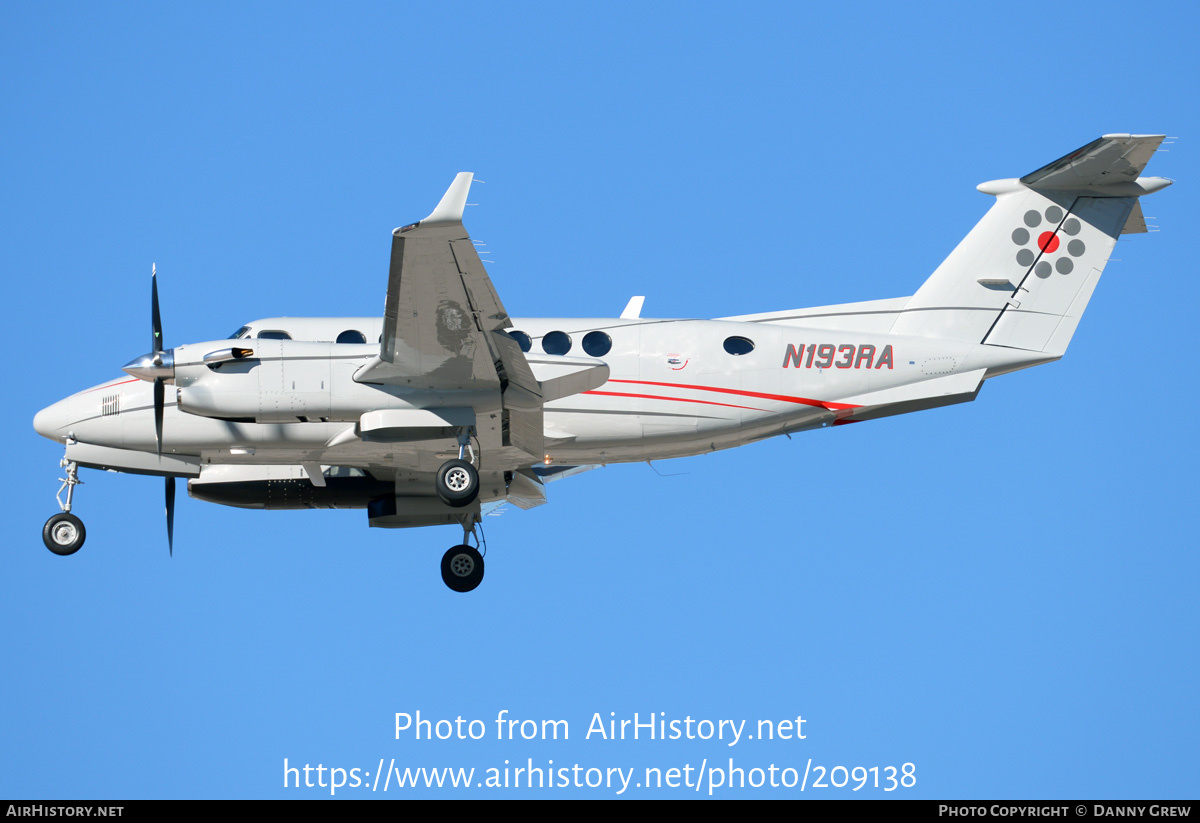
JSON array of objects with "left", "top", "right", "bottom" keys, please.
[
  {"left": 526, "top": 353, "right": 610, "bottom": 403},
  {"left": 1021, "top": 134, "right": 1164, "bottom": 191}
]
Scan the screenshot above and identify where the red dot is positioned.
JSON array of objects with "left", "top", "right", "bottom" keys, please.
[{"left": 1038, "top": 232, "right": 1060, "bottom": 253}]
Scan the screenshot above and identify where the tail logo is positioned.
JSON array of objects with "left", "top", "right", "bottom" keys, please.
[{"left": 1011, "top": 207, "right": 1087, "bottom": 278}]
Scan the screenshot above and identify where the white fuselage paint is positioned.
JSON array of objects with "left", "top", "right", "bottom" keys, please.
[{"left": 35, "top": 314, "right": 1049, "bottom": 489}]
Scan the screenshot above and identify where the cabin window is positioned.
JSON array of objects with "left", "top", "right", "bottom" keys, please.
[
  {"left": 507, "top": 330, "right": 533, "bottom": 353},
  {"left": 542, "top": 331, "right": 572, "bottom": 355},
  {"left": 258, "top": 330, "right": 292, "bottom": 340},
  {"left": 336, "top": 330, "right": 367, "bottom": 344},
  {"left": 582, "top": 331, "right": 612, "bottom": 357},
  {"left": 723, "top": 336, "right": 755, "bottom": 355}
]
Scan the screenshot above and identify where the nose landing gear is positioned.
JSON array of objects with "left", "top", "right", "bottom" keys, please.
[{"left": 43, "top": 457, "right": 85, "bottom": 556}]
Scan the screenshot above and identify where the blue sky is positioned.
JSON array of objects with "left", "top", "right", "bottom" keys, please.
[{"left": 2, "top": 1, "right": 1197, "bottom": 799}]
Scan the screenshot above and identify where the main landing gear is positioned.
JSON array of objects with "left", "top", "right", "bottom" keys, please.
[
  {"left": 435, "top": 460, "right": 479, "bottom": 507},
  {"left": 435, "top": 429, "right": 486, "bottom": 592},
  {"left": 434, "top": 431, "right": 479, "bottom": 508},
  {"left": 441, "top": 519, "right": 486, "bottom": 593},
  {"left": 441, "top": 544, "right": 484, "bottom": 592},
  {"left": 43, "top": 457, "right": 85, "bottom": 556}
]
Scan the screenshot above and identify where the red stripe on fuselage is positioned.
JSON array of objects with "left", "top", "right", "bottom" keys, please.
[
  {"left": 81, "top": 378, "right": 140, "bottom": 394},
  {"left": 607, "top": 379, "right": 860, "bottom": 410}
]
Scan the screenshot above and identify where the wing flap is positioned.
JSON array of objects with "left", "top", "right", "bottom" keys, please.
[
  {"left": 491, "top": 330, "right": 543, "bottom": 411},
  {"left": 505, "top": 468, "right": 548, "bottom": 510},
  {"left": 507, "top": 408, "right": 544, "bottom": 458}
]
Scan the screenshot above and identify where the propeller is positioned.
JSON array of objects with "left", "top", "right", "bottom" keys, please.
[
  {"left": 166, "top": 475, "right": 175, "bottom": 557},
  {"left": 122, "top": 264, "right": 178, "bottom": 556},
  {"left": 151, "top": 263, "right": 165, "bottom": 456},
  {"left": 152, "top": 265, "right": 176, "bottom": 556}
]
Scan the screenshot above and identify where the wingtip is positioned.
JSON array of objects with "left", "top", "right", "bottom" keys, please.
[{"left": 420, "top": 172, "right": 475, "bottom": 227}]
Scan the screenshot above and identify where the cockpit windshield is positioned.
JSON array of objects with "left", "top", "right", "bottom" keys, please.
[{"left": 227, "top": 326, "right": 251, "bottom": 340}]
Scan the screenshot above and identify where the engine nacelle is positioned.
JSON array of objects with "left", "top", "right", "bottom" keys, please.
[
  {"left": 172, "top": 339, "right": 493, "bottom": 423},
  {"left": 173, "top": 339, "right": 354, "bottom": 422}
]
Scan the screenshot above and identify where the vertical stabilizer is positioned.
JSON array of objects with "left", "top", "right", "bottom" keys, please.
[{"left": 889, "top": 135, "right": 1169, "bottom": 356}]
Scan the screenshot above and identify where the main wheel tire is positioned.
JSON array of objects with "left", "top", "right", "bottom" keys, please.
[
  {"left": 435, "top": 459, "right": 479, "bottom": 508},
  {"left": 43, "top": 513, "right": 86, "bottom": 556},
  {"left": 441, "top": 545, "right": 485, "bottom": 593}
]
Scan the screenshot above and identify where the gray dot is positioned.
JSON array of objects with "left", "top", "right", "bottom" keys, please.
[
  {"left": 1045, "top": 206, "right": 1064, "bottom": 223},
  {"left": 1062, "top": 218, "right": 1081, "bottom": 236},
  {"left": 1012, "top": 228, "right": 1030, "bottom": 245},
  {"left": 1016, "top": 249, "right": 1035, "bottom": 267},
  {"left": 1056, "top": 257, "right": 1073, "bottom": 275},
  {"left": 1068, "top": 239, "right": 1086, "bottom": 257},
  {"left": 1035, "top": 261, "right": 1052, "bottom": 278},
  {"left": 1024, "top": 210, "right": 1042, "bottom": 228}
]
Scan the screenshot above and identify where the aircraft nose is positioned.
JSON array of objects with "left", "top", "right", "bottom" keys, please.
[{"left": 33, "top": 398, "right": 73, "bottom": 441}]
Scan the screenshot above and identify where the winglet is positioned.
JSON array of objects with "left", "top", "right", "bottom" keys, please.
[
  {"left": 620, "top": 296, "right": 645, "bottom": 319},
  {"left": 419, "top": 172, "right": 474, "bottom": 227}
]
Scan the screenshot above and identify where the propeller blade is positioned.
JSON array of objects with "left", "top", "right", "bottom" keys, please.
[
  {"left": 150, "top": 264, "right": 165, "bottom": 456},
  {"left": 151, "top": 263, "right": 162, "bottom": 354},
  {"left": 165, "top": 475, "right": 175, "bottom": 557},
  {"left": 153, "top": 378, "right": 164, "bottom": 456}
]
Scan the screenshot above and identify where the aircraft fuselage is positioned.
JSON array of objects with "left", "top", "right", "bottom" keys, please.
[{"left": 35, "top": 314, "right": 1050, "bottom": 473}]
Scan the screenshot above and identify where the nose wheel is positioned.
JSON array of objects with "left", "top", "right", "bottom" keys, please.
[
  {"left": 44, "top": 457, "right": 85, "bottom": 556},
  {"left": 43, "top": 513, "right": 85, "bottom": 556}
]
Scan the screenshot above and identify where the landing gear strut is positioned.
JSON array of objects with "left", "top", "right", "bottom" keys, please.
[
  {"left": 441, "top": 519, "right": 485, "bottom": 593},
  {"left": 43, "top": 456, "right": 85, "bottom": 556}
]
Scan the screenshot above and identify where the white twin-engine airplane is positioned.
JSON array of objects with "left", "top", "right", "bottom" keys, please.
[{"left": 33, "top": 135, "right": 1171, "bottom": 591}]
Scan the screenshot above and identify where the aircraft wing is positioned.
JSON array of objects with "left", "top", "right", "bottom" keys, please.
[
  {"left": 357, "top": 172, "right": 523, "bottom": 394},
  {"left": 354, "top": 173, "right": 545, "bottom": 457}
]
